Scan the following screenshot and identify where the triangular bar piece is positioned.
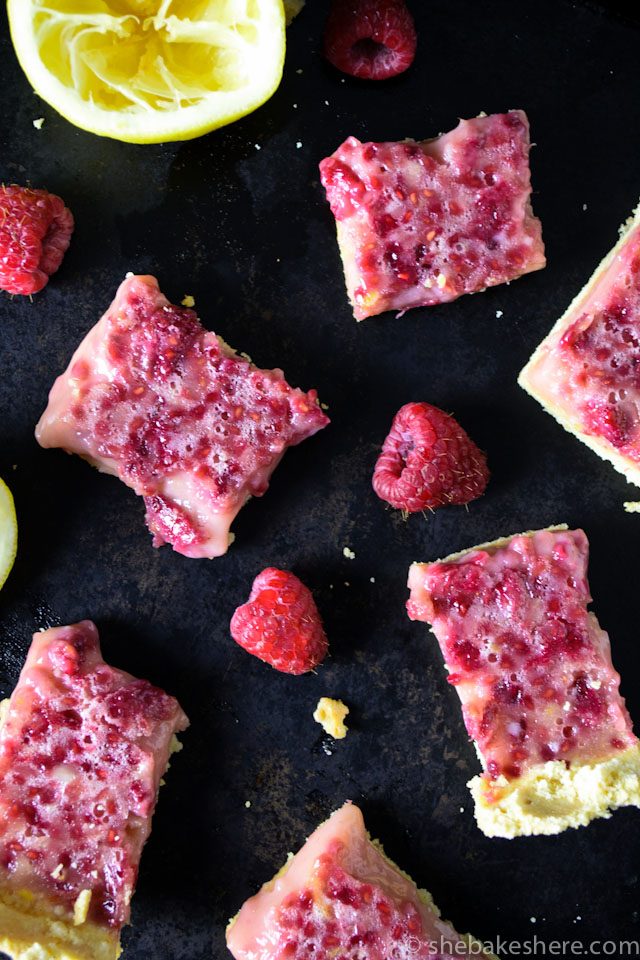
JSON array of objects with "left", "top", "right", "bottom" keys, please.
[
  {"left": 227, "top": 802, "right": 493, "bottom": 959},
  {"left": 520, "top": 204, "right": 640, "bottom": 486}
]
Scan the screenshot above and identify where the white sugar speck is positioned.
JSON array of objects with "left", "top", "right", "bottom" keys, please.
[
  {"left": 33, "top": 117, "right": 45, "bottom": 130},
  {"left": 254, "top": 143, "right": 261, "bottom": 150},
  {"left": 293, "top": 103, "right": 298, "bottom": 108},
  {"left": 369, "top": 576, "right": 375, "bottom": 583},
  {"left": 530, "top": 917, "right": 536, "bottom": 924},
  {"left": 296, "top": 68, "right": 303, "bottom": 74},
  {"left": 343, "top": 546, "right": 356, "bottom": 560},
  {"left": 459, "top": 807, "right": 465, "bottom": 813},
  {"left": 245, "top": 800, "right": 251, "bottom": 808},
  {"left": 296, "top": 141, "right": 302, "bottom": 149},
  {"left": 582, "top": 203, "right": 588, "bottom": 211},
  {"left": 495, "top": 309, "right": 503, "bottom": 318}
]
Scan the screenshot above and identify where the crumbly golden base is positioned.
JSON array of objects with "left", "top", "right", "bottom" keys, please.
[
  {"left": 471, "top": 744, "right": 640, "bottom": 838},
  {"left": 518, "top": 203, "right": 640, "bottom": 489},
  {"left": 0, "top": 887, "right": 120, "bottom": 960}
]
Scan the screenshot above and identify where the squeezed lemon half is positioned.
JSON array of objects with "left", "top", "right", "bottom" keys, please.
[
  {"left": 0, "top": 479, "right": 17, "bottom": 592},
  {"left": 7, "top": 0, "right": 286, "bottom": 143}
]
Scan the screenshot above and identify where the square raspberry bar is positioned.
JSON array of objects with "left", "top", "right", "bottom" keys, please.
[
  {"left": 36, "top": 275, "right": 329, "bottom": 558},
  {"left": 519, "top": 204, "right": 640, "bottom": 486},
  {"left": 320, "top": 111, "right": 545, "bottom": 320},
  {"left": 407, "top": 527, "right": 640, "bottom": 837},
  {"left": 226, "top": 802, "right": 494, "bottom": 960},
  {"left": 0, "top": 621, "right": 188, "bottom": 960}
]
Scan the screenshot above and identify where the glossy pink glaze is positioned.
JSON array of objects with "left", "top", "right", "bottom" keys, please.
[
  {"left": 227, "top": 803, "right": 491, "bottom": 960},
  {"left": 524, "top": 220, "right": 640, "bottom": 458},
  {"left": 320, "top": 111, "right": 545, "bottom": 319},
  {"left": 407, "top": 530, "right": 636, "bottom": 785},
  {"left": 36, "top": 276, "right": 329, "bottom": 558},
  {"left": 0, "top": 621, "right": 188, "bottom": 928}
]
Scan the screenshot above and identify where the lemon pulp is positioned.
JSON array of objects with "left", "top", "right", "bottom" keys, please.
[
  {"left": 8, "top": 0, "right": 286, "bottom": 143},
  {"left": 0, "top": 479, "right": 17, "bottom": 591}
]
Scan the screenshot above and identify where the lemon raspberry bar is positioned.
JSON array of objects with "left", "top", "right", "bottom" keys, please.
[
  {"left": 36, "top": 275, "right": 328, "bottom": 558},
  {"left": 407, "top": 527, "right": 640, "bottom": 837},
  {"left": 0, "top": 621, "right": 188, "bottom": 960},
  {"left": 320, "top": 111, "right": 545, "bottom": 320},
  {"left": 226, "top": 802, "right": 494, "bottom": 960},
  {"left": 519, "top": 203, "right": 640, "bottom": 487}
]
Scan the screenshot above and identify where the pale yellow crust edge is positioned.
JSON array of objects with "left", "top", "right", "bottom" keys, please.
[
  {"left": 518, "top": 202, "right": 640, "bottom": 490},
  {"left": 410, "top": 524, "right": 568, "bottom": 568},
  {"left": 470, "top": 744, "right": 640, "bottom": 838}
]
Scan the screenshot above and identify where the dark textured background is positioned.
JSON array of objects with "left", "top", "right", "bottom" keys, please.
[{"left": 1, "top": 1, "right": 640, "bottom": 957}]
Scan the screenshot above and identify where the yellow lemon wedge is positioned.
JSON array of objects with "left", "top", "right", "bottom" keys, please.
[
  {"left": 7, "top": 0, "right": 286, "bottom": 144},
  {"left": 0, "top": 478, "right": 17, "bottom": 591}
]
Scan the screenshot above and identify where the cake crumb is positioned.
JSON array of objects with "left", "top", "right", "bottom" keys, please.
[
  {"left": 314, "top": 697, "right": 349, "bottom": 739},
  {"left": 343, "top": 546, "right": 356, "bottom": 560},
  {"left": 495, "top": 309, "right": 503, "bottom": 318},
  {"left": 33, "top": 117, "right": 45, "bottom": 130},
  {"left": 73, "top": 890, "right": 92, "bottom": 926},
  {"left": 181, "top": 294, "right": 195, "bottom": 308},
  {"left": 624, "top": 501, "right": 640, "bottom": 513}
]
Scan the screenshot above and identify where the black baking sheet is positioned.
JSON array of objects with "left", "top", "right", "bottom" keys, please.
[{"left": 1, "top": 1, "right": 639, "bottom": 957}]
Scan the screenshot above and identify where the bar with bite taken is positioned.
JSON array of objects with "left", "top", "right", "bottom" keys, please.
[{"left": 407, "top": 527, "right": 640, "bottom": 837}]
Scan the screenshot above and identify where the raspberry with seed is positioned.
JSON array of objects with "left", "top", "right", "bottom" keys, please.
[
  {"left": 372, "top": 402, "right": 489, "bottom": 512},
  {"left": 0, "top": 184, "right": 74, "bottom": 295},
  {"left": 324, "top": 0, "right": 417, "bottom": 81},
  {"left": 230, "top": 568, "right": 328, "bottom": 675}
]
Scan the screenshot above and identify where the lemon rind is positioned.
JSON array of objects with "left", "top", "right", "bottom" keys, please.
[{"left": 7, "top": 0, "right": 286, "bottom": 144}]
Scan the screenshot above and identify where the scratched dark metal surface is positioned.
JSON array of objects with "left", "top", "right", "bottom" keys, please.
[{"left": 0, "top": 1, "right": 639, "bottom": 957}]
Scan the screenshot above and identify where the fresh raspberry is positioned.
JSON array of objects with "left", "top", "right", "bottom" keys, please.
[
  {"left": 324, "top": 0, "right": 417, "bottom": 80},
  {"left": 372, "top": 402, "right": 489, "bottom": 513},
  {"left": 0, "top": 184, "right": 74, "bottom": 295},
  {"left": 230, "top": 568, "right": 328, "bottom": 675}
]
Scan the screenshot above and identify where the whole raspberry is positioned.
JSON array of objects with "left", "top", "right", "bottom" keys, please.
[
  {"left": 0, "top": 185, "right": 74, "bottom": 295},
  {"left": 372, "top": 402, "right": 489, "bottom": 513},
  {"left": 324, "top": 0, "right": 417, "bottom": 80},
  {"left": 230, "top": 568, "right": 328, "bottom": 675}
]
